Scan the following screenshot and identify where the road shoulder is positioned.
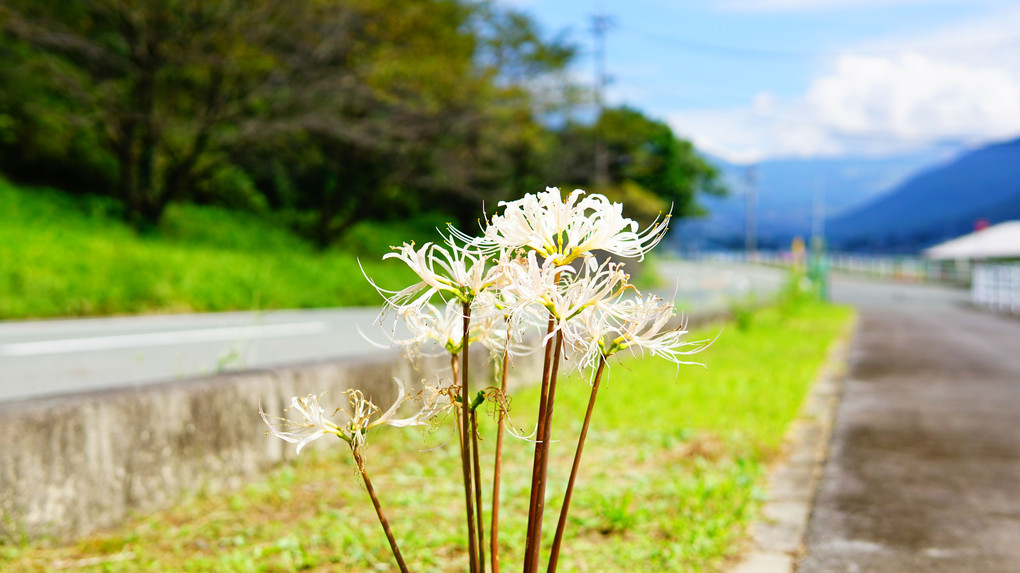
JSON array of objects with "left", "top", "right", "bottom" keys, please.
[{"left": 730, "top": 314, "right": 857, "bottom": 573}]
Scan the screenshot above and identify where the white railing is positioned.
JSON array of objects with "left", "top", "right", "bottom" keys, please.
[
  {"left": 973, "top": 264, "right": 1020, "bottom": 315},
  {"left": 679, "top": 250, "right": 971, "bottom": 285}
]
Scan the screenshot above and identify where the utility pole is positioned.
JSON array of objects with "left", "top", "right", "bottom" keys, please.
[
  {"left": 811, "top": 175, "right": 825, "bottom": 243},
  {"left": 809, "top": 174, "right": 830, "bottom": 301},
  {"left": 591, "top": 13, "right": 611, "bottom": 188},
  {"left": 745, "top": 165, "right": 758, "bottom": 256}
]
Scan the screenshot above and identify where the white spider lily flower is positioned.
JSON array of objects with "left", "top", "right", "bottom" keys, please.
[
  {"left": 559, "top": 306, "right": 619, "bottom": 373},
  {"left": 365, "top": 240, "right": 504, "bottom": 315},
  {"left": 260, "top": 378, "right": 428, "bottom": 455},
  {"left": 470, "top": 288, "right": 545, "bottom": 358},
  {"left": 341, "top": 379, "right": 426, "bottom": 452},
  {"left": 498, "top": 251, "right": 575, "bottom": 313},
  {"left": 400, "top": 299, "right": 468, "bottom": 355},
  {"left": 259, "top": 393, "right": 344, "bottom": 454},
  {"left": 560, "top": 295, "right": 711, "bottom": 375},
  {"left": 606, "top": 295, "right": 711, "bottom": 365},
  {"left": 502, "top": 252, "right": 630, "bottom": 324},
  {"left": 556, "top": 258, "right": 632, "bottom": 320},
  {"left": 415, "top": 381, "right": 460, "bottom": 423},
  {"left": 574, "top": 195, "right": 670, "bottom": 260},
  {"left": 476, "top": 187, "right": 670, "bottom": 264},
  {"left": 384, "top": 297, "right": 533, "bottom": 357}
]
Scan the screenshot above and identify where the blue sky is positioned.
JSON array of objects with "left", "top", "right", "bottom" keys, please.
[{"left": 504, "top": 0, "right": 1020, "bottom": 163}]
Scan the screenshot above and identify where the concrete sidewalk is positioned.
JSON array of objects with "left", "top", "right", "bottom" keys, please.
[{"left": 798, "top": 276, "right": 1020, "bottom": 572}]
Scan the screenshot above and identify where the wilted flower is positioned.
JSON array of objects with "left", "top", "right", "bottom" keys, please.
[
  {"left": 261, "top": 378, "right": 430, "bottom": 460},
  {"left": 259, "top": 393, "right": 343, "bottom": 454}
]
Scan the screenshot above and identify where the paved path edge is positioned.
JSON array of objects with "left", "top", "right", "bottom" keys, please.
[{"left": 730, "top": 312, "right": 859, "bottom": 573}]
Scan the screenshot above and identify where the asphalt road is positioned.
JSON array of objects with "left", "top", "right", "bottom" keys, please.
[
  {"left": 0, "top": 308, "right": 399, "bottom": 402},
  {"left": 0, "top": 260, "right": 785, "bottom": 403},
  {"left": 800, "top": 274, "right": 1020, "bottom": 572}
]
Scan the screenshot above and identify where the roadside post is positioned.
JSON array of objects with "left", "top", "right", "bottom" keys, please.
[{"left": 808, "top": 237, "right": 830, "bottom": 302}]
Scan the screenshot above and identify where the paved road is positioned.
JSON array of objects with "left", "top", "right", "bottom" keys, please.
[
  {"left": 0, "top": 260, "right": 785, "bottom": 403},
  {"left": 0, "top": 308, "right": 399, "bottom": 402},
  {"left": 800, "top": 275, "right": 1020, "bottom": 572},
  {"left": 655, "top": 258, "right": 786, "bottom": 311}
]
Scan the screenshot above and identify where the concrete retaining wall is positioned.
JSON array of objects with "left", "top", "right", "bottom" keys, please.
[{"left": 0, "top": 348, "right": 543, "bottom": 542}]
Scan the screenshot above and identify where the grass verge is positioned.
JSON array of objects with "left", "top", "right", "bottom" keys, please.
[
  {"left": 0, "top": 300, "right": 854, "bottom": 572},
  {"left": 0, "top": 179, "right": 428, "bottom": 319}
]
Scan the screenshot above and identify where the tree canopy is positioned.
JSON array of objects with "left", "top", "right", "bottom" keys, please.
[{"left": 0, "top": 0, "right": 723, "bottom": 243}]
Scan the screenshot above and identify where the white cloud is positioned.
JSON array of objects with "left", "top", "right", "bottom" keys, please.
[
  {"left": 652, "top": 0, "right": 1020, "bottom": 161},
  {"left": 805, "top": 52, "right": 1020, "bottom": 140},
  {"left": 667, "top": 46, "right": 1020, "bottom": 162},
  {"left": 668, "top": 107, "right": 841, "bottom": 163}
]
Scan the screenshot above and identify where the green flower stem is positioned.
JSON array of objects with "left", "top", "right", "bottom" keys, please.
[
  {"left": 547, "top": 355, "right": 608, "bottom": 573},
  {"left": 353, "top": 449, "right": 409, "bottom": 573},
  {"left": 459, "top": 302, "right": 480, "bottom": 573}
]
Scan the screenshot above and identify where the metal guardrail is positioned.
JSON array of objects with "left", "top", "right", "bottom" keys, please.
[
  {"left": 973, "top": 264, "right": 1020, "bottom": 315},
  {"left": 680, "top": 251, "right": 972, "bottom": 286}
]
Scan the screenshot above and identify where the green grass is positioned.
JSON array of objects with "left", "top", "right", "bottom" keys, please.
[
  {"left": 0, "top": 179, "right": 432, "bottom": 319},
  {"left": 0, "top": 301, "right": 855, "bottom": 572}
]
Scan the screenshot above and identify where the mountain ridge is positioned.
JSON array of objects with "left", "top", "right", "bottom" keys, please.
[
  {"left": 671, "top": 146, "right": 958, "bottom": 251},
  {"left": 826, "top": 137, "right": 1020, "bottom": 252}
]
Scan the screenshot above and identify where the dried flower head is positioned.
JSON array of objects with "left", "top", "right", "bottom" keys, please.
[{"left": 261, "top": 378, "right": 431, "bottom": 461}]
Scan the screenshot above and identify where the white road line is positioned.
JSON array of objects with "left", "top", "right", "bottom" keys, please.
[{"left": 0, "top": 322, "right": 331, "bottom": 356}]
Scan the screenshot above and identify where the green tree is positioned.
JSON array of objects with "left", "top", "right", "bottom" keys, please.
[
  {"left": 0, "top": 29, "right": 116, "bottom": 194},
  {"left": 231, "top": 0, "right": 578, "bottom": 245},
  {"left": 600, "top": 106, "right": 725, "bottom": 216},
  {"left": 0, "top": 0, "right": 294, "bottom": 227},
  {"left": 553, "top": 106, "right": 725, "bottom": 224}
]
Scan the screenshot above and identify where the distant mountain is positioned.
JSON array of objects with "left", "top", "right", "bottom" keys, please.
[
  {"left": 827, "top": 137, "right": 1020, "bottom": 253},
  {"left": 670, "top": 146, "right": 957, "bottom": 251}
]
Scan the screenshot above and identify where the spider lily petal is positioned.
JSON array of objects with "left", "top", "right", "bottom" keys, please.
[
  {"left": 262, "top": 379, "right": 433, "bottom": 455},
  {"left": 260, "top": 394, "right": 347, "bottom": 453},
  {"left": 370, "top": 378, "right": 428, "bottom": 429},
  {"left": 482, "top": 187, "right": 670, "bottom": 264}
]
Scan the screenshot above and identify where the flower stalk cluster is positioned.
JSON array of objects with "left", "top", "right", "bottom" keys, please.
[{"left": 261, "top": 187, "right": 710, "bottom": 573}]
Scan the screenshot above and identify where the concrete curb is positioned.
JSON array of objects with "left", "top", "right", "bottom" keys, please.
[{"left": 730, "top": 315, "right": 858, "bottom": 573}]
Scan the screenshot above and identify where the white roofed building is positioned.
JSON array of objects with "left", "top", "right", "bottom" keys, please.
[
  {"left": 924, "top": 221, "right": 1020, "bottom": 315},
  {"left": 923, "top": 221, "right": 1020, "bottom": 261}
]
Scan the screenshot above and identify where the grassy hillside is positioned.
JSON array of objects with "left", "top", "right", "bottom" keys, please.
[{"left": 0, "top": 179, "right": 432, "bottom": 320}]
